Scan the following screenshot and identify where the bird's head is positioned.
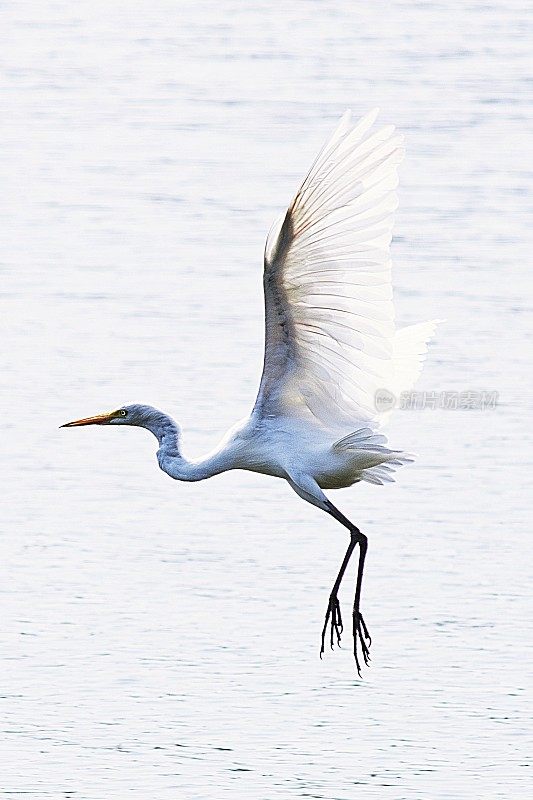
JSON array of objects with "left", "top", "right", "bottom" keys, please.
[{"left": 60, "top": 403, "right": 167, "bottom": 430}]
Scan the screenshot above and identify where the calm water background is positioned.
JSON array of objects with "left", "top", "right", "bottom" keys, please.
[{"left": 1, "top": 1, "right": 531, "bottom": 797}]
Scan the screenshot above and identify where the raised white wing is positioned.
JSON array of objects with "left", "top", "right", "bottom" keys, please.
[{"left": 254, "top": 109, "right": 408, "bottom": 429}]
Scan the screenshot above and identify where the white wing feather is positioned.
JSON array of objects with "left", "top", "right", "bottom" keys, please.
[{"left": 254, "top": 110, "right": 434, "bottom": 430}]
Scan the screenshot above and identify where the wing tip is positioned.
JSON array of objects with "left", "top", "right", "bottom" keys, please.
[{"left": 338, "top": 106, "right": 381, "bottom": 135}]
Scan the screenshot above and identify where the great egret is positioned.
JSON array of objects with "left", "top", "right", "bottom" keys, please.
[{"left": 62, "top": 109, "right": 437, "bottom": 673}]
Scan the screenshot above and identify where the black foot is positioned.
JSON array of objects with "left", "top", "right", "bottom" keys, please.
[
  {"left": 320, "top": 594, "right": 343, "bottom": 657},
  {"left": 353, "top": 610, "right": 372, "bottom": 676}
]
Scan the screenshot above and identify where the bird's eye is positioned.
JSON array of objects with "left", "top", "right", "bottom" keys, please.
[{"left": 119, "top": 410, "right": 127, "bottom": 417}]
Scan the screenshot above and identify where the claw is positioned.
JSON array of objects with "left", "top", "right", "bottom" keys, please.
[
  {"left": 360, "top": 615, "right": 372, "bottom": 644},
  {"left": 321, "top": 597, "right": 371, "bottom": 671},
  {"left": 352, "top": 611, "right": 372, "bottom": 675},
  {"left": 321, "top": 594, "right": 343, "bottom": 657}
]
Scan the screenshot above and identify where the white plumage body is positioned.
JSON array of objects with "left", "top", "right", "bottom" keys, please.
[{"left": 200, "top": 413, "right": 413, "bottom": 492}]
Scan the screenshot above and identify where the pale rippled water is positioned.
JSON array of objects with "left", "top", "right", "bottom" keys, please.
[{"left": 1, "top": 2, "right": 532, "bottom": 798}]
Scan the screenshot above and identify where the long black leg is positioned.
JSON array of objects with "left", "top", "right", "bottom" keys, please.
[
  {"left": 321, "top": 499, "right": 371, "bottom": 675},
  {"left": 320, "top": 534, "right": 356, "bottom": 656}
]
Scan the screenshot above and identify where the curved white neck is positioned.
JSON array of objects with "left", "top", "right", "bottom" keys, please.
[{"left": 143, "top": 413, "right": 228, "bottom": 482}]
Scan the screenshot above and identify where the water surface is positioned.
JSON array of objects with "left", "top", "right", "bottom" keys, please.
[{"left": 1, "top": 1, "right": 531, "bottom": 797}]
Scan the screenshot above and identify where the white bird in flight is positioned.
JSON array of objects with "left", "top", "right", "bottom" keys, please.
[{"left": 62, "top": 109, "right": 437, "bottom": 673}]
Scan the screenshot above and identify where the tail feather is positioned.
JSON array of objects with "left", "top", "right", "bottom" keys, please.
[
  {"left": 361, "top": 452, "right": 415, "bottom": 485},
  {"left": 391, "top": 319, "right": 442, "bottom": 399}
]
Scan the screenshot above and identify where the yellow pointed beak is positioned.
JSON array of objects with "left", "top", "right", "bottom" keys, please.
[{"left": 60, "top": 411, "right": 118, "bottom": 428}]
